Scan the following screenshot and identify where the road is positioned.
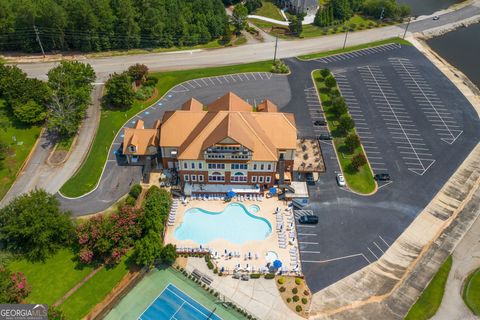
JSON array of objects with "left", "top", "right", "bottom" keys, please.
[{"left": 15, "top": 2, "right": 480, "bottom": 80}]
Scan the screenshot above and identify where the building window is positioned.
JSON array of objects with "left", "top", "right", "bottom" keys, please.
[
  {"left": 191, "top": 162, "right": 195, "bottom": 169},
  {"left": 208, "top": 172, "right": 225, "bottom": 182},
  {"left": 266, "top": 176, "right": 271, "bottom": 183},
  {"left": 259, "top": 176, "right": 264, "bottom": 183},
  {"left": 260, "top": 164, "right": 265, "bottom": 171},
  {"left": 199, "top": 175, "right": 204, "bottom": 182},
  {"left": 267, "top": 164, "right": 272, "bottom": 171},
  {"left": 183, "top": 162, "right": 187, "bottom": 169},
  {"left": 252, "top": 176, "right": 257, "bottom": 183},
  {"left": 231, "top": 164, "right": 248, "bottom": 170},
  {"left": 208, "top": 163, "right": 225, "bottom": 170},
  {"left": 253, "top": 164, "right": 257, "bottom": 170},
  {"left": 198, "top": 162, "right": 203, "bottom": 169},
  {"left": 191, "top": 175, "right": 196, "bottom": 182},
  {"left": 231, "top": 172, "right": 247, "bottom": 183},
  {"left": 184, "top": 174, "right": 189, "bottom": 181}
]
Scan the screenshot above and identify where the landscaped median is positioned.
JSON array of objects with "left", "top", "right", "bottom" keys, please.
[
  {"left": 60, "top": 61, "right": 275, "bottom": 198},
  {"left": 463, "top": 267, "right": 480, "bottom": 316},
  {"left": 298, "top": 37, "right": 412, "bottom": 60},
  {"left": 312, "top": 69, "right": 376, "bottom": 194}
]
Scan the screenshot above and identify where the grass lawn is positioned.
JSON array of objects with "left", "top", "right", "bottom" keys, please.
[
  {"left": 298, "top": 37, "right": 412, "bottom": 60},
  {"left": 463, "top": 267, "right": 480, "bottom": 316},
  {"left": 8, "top": 249, "right": 94, "bottom": 305},
  {"left": 60, "top": 61, "right": 274, "bottom": 197},
  {"left": 312, "top": 70, "right": 375, "bottom": 194},
  {"left": 56, "top": 136, "right": 74, "bottom": 152},
  {"left": 254, "top": 1, "right": 285, "bottom": 21},
  {"left": 0, "top": 100, "right": 42, "bottom": 200},
  {"left": 301, "top": 15, "right": 377, "bottom": 38},
  {"left": 405, "top": 255, "right": 453, "bottom": 320},
  {"left": 248, "top": 18, "right": 291, "bottom": 39},
  {"left": 59, "top": 254, "right": 133, "bottom": 320}
]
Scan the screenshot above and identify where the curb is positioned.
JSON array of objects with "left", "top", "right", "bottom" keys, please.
[{"left": 46, "top": 135, "right": 78, "bottom": 167}]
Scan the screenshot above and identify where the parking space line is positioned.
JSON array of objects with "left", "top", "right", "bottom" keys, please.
[
  {"left": 301, "top": 253, "right": 364, "bottom": 264},
  {"left": 299, "top": 242, "right": 319, "bottom": 245},
  {"left": 367, "top": 247, "right": 379, "bottom": 259},
  {"left": 298, "top": 233, "right": 317, "bottom": 236},
  {"left": 300, "top": 251, "right": 321, "bottom": 254}
]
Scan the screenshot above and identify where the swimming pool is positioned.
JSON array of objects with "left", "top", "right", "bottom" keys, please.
[{"left": 174, "top": 203, "right": 272, "bottom": 245}]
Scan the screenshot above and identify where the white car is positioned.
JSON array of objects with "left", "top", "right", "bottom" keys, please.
[
  {"left": 336, "top": 173, "right": 346, "bottom": 187},
  {"left": 432, "top": 16, "right": 439, "bottom": 20}
]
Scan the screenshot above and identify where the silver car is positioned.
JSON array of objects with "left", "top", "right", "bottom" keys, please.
[{"left": 336, "top": 173, "right": 346, "bottom": 187}]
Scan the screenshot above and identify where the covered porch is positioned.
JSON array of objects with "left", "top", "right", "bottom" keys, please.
[{"left": 184, "top": 183, "right": 261, "bottom": 196}]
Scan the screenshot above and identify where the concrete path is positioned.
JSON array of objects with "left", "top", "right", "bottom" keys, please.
[
  {"left": 0, "top": 84, "right": 103, "bottom": 207},
  {"left": 431, "top": 214, "right": 480, "bottom": 320},
  {"left": 186, "top": 257, "right": 303, "bottom": 320},
  {"left": 248, "top": 14, "right": 316, "bottom": 25}
]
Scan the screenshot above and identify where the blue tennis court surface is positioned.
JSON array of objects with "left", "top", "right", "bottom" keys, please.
[{"left": 139, "top": 283, "right": 222, "bottom": 320}]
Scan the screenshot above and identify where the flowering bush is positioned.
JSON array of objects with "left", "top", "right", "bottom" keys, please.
[
  {"left": 76, "top": 205, "right": 144, "bottom": 264},
  {"left": 0, "top": 268, "right": 31, "bottom": 303}
]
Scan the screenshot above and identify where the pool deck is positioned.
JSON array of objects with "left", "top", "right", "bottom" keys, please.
[{"left": 164, "top": 198, "right": 302, "bottom": 275}]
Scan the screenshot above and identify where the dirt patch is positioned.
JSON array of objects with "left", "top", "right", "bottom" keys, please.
[
  {"left": 174, "top": 257, "right": 188, "bottom": 269},
  {"left": 49, "top": 150, "right": 68, "bottom": 165},
  {"left": 276, "top": 276, "right": 311, "bottom": 318}
]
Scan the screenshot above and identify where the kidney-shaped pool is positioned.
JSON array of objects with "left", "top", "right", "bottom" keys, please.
[{"left": 174, "top": 203, "right": 272, "bottom": 245}]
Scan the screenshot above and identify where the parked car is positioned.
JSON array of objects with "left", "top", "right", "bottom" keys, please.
[
  {"left": 313, "top": 120, "right": 326, "bottom": 126},
  {"left": 374, "top": 173, "right": 391, "bottom": 181},
  {"left": 336, "top": 173, "right": 346, "bottom": 187},
  {"left": 305, "top": 172, "right": 316, "bottom": 186},
  {"left": 432, "top": 15, "right": 439, "bottom": 20},
  {"left": 299, "top": 215, "right": 319, "bottom": 224},
  {"left": 318, "top": 134, "right": 332, "bottom": 140}
]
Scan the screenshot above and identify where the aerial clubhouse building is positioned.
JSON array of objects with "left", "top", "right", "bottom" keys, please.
[{"left": 123, "top": 92, "right": 297, "bottom": 194}]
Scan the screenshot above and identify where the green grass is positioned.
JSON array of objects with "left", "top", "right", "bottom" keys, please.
[
  {"left": 301, "top": 15, "right": 376, "bottom": 38},
  {"left": 56, "top": 136, "right": 74, "bottom": 152},
  {"left": 0, "top": 100, "right": 42, "bottom": 200},
  {"left": 60, "top": 60, "right": 274, "bottom": 197},
  {"left": 254, "top": 1, "right": 285, "bottom": 21},
  {"left": 405, "top": 255, "right": 453, "bottom": 320},
  {"left": 58, "top": 254, "right": 133, "bottom": 320},
  {"left": 299, "top": 37, "right": 412, "bottom": 60},
  {"left": 248, "top": 18, "right": 291, "bottom": 39},
  {"left": 8, "top": 249, "right": 94, "bottom": 305},
  {"left": 463, "top": 267, "right": 480, "bottom": 315},
  {"left": 312, "top": 70, "right": 375, "bottom": 194}
]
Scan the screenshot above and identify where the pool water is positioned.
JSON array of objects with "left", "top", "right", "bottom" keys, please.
[{"left": 174, "top": 203, "right": 272, "bottom": 245}]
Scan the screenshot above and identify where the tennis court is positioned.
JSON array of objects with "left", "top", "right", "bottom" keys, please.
[{"left": 139, "top": 283, "right": 222, "bottom": 320}]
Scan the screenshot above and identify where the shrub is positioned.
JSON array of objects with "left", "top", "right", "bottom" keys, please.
[
  {"left": 292, "top": 287, "right": 298, "bottom": 294},
  {"left": 302, "top": 298, "right": 308, "bottom": 304},
  {"left": 271, "top": 60, "right": 290, "bottom": 74},
  {"left": 296, "top": 305, "right": 302, "bottom": 312},
  {"left": 279, "top": 286, "right": 286, "bottom": 292},
  {"left": 320, "top": 68, "right": 330, "bottom": 78},
  {"left": 277, "top": 277, "right": 285, "bottom": 285},
  {"left": 349, "top": 23, "right": 356, "bottom": 30},
  {"left": 303, "top": 290, "right": 310, "bottom": 296},
  {"left": 351, "top": 153, "right": 367, "bottom": 170},
  {"left": 293, "top": 295, "right": 299, "bottom": 302},
  {"left": 207, "top": 261, "right": 214, "bottom": 269},
  {"left": 125, "top": 195, "right": 136, "bottom": 206},
  {"left": 344, "top": 133, "right": 361, "bottom": 153},
  {"left": 324, "top": 75, "right": 337, "bottom": 89},
  {"left": 338, "top": 114, "right": 355, "bottom": 134},
  {"left": 135, "top": 85, "right": 154, "bottom": 100},
  {"left": 145, "top": 76, "right": 159, "bottom": 86},
  {"left": 129, "top": 184, "right": 142, "bottom": 199},
  {"left": 286, "top": 298, "right": 292, "bottom": 303},
  {"left": 295, "top": 278, "right": 302, "bottom": 285},
  {"left": 214, "top": 291, "right": 219, "bottom": 297},
  {"left": 204, "top": 255, "right": 211, "bottom": 262},
  {"left": 250, "top": 273, "right": 261, "bottom": 279},
  {"left": 213, "top": 268, "right": 218, "bottom": 274},
  {"left": 265, "top": 273, "right": 275, "bottom": 279}
]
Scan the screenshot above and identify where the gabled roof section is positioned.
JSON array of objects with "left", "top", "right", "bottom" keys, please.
[
  {"left": 181, "top": 98, "right": 203, "bottom": 111},
  {"left": 207, "top": 92, "right": 252, "bottom": 112},
  {"left": 201, "top": 113, "right": 255, "bottom": 151},
  {"left": 134, "top": 119, "right": 144, "bottom": 129},
  {"left": 257, "top": 99, "right": 278, "bottom": 112},
  {"left": 123, "top": 127, "right": 159, "bottom": 155}
]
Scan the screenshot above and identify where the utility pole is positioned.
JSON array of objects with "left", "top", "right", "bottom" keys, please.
[
  {"left": 33, "top": 25, "right": 45, "bottom": 57},
  {"left": 402, "top": 17, "right": 412, "bottom": 40},
  {"left": 379, "top": 7, "right": 385, "bottom": 21},
  {"left": 273, "top": 35, "right": 278, "bottom": 64},
  {"left": 343, "top": 27, "right": 349, "bottom": 49}
]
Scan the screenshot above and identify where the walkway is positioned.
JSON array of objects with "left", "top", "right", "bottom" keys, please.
[{"left": 248, "top": 14, "right": 316, "bottom": 25}]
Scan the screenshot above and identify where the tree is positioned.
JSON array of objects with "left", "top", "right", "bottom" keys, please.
[
  {"left": 127, "top": 63, "right": 149, "bottom": 84},
  {"left": 332, "top": 0, "right": 352, "bottom": 21},
  {"left": 332, "top": 97, "right": 348, "bottom": 117},
  {"left": 338, "top": 114, "right": 355, "bottom": 134},
  {"left": 103, "top": 72, "right": 134, "bottom": 109},
  {"left": 161, "top": 243, "right": 177, "bottom": 265},
  {"left": 231, "top": 4, "right": 248, "bottom": 34},
  {"left": 0, "top": 190, "right": 74, "bottom": 262},
  {"left": 12, "top": 100, "right": 47, "bottom": 124},
  {"left": 351, "top": 153, "right": 367, "bottom": 170},
  {"left": 344, "top": 133, "right": 360, "bottom": 153},
  {"left": 289, "top": 14, "right": 304, "bottom": 36},
  {"left": 245, "top": 0, "right": 262, "bottom": 13},
  {"left": 320, "top": 68, "right": 331, "bottom": 78},
  {"left": 325, "top": 75, "right": 337, "bottom": 89},
  {"left": 133, "top": 231, "right": 163, "bottom": 267},
  {"left": 47, "top": 61, "right": 95, "bottom": 138}
]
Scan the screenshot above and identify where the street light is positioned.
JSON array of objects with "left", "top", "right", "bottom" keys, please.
[
  {"left": 343, "top": 25, "right": 349, "bottom": 50},
  {"left": 402, "top": 16, "right": 412, "bottom": 40}
]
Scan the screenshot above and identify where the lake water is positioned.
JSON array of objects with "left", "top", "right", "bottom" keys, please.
[
  {"left": 398, "top": 0, "right": 463, "bottom": 16},
  {"left": 426, "top": 23, "right": 480, "bottom": 89}
]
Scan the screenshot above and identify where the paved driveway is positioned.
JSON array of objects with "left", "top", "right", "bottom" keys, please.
[
  {"left": 283, "top": 44, "right": 480, "bottom": 292},
  {"left": 58, "top": 73, "right": 291, "bottom": 215}
]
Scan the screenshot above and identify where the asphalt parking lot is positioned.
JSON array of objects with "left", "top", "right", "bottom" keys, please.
[
  {"left": 284, "top": 44, "right": 480, "bottom": 292},
  {"left": 58, "top": 72, "right": 291, "bottom": 215}
]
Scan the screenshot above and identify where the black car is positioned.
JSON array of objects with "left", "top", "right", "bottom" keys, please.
[
  {"left": 318, "top": 134, "right": 332, "bottom": 140},
  {"left": 299, "top": 215, "right": 319, "bottom": 224},
  {"left": 374, "top": 173, "right": 391, "bottom": 181},
  {"left": 305, "top": 172, "right": 316, "bottom": 186},
  {"left": 313, "top": 120, "right": 326, "bottom": 126}
]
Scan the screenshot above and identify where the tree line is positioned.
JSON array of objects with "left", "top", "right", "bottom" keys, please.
[{"left": 0, "top": 0, "right": 229, "bottom": 53}]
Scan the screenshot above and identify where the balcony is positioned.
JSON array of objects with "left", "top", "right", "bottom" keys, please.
[{"left": 204, "top": 147, "right": 252, "bottom": 161}]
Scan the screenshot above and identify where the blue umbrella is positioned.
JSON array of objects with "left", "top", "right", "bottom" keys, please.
[
  {"left": 269, "top": 187, "right": 277, "bottom": 195},
  {"left": 273, "top": 260, "right": 282, "bottom": 269},
  {"left": 227, "top": 191, "right": 236, "bottom": 198}
]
